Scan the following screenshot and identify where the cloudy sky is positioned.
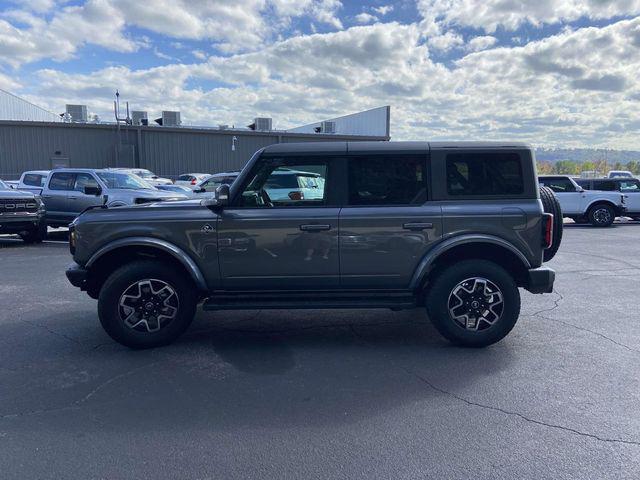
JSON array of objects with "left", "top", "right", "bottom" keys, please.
[{"left": 1, "top": 0, "right": 639, "bottom": 148}]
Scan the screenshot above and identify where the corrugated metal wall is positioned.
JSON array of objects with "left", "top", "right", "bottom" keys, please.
[
  {"left": 0, "top": 89, "right": 62, "bottom": 123},
  {"left": 0, "top": 121, "right": 387, "bottom": 180}
]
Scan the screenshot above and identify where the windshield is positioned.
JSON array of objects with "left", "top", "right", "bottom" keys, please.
[
  {"left": 96, "top": 172, "right": 154, "bottom": 190},
  {"left": 134, "top": 170, "right": 154, "bottom": 178}
]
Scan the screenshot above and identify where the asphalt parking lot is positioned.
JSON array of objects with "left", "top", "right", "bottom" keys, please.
[{"left": 1, "top": 223, "right": 639, "bottom": 479}]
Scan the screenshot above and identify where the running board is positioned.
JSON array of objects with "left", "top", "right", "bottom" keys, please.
[{"left": 202, "top": 291, "right": 417, "bottom": 311}]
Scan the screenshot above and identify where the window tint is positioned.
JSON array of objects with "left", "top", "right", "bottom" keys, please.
[
  {"left": 49, "top": 172, "right": 75, "bottom": 191},
  {"left": 539, "top": 177, "right": 575, "bottom": 193},
  {"left": 592, "top": 180, "right": 617, "bottom": 191},
  {"left": 202, "top": 176, "right": 237, "bottom": 192},
  {"left": 348, "top": 155, "right": 426, "bottom": 206},
  {"left": 447, "top": 153, "right": 523, "bottom": 196},
  {"left": 74, "top": 173, "right": 99, "bottom": 192},
  {"left": 23, "top": 173, "right": 44, "bottom": 187},
  {"left": 619, "top": 180, "right": 640, "bottom": 192},
  {"left": 239, "top": 163, "right": 328, "bottom": 207},
  {"left": 575, "top": 180, "right": 592, "bottom": 190},
  {"left": 178, "top": 175, "right": 193, "bottom": 181}
]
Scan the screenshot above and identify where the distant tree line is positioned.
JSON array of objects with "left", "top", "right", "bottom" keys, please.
[{"left": 536, "top": 159, "right": 640, "bottom": 175}]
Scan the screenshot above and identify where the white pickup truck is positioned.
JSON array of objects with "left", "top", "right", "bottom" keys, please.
[{"left": 538, "top": 175, "right": 626, "bottom": 227}]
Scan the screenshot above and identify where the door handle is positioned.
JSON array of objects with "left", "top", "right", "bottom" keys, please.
[
  {"left": 403, "top": 222, "right": 433, "bottom": 231},
  {"left": 300, "top": 224, "right": 331, "bottom": 232},
  {"left": 42, "top": 195, "right": 53, "bottom": 199},
  {"left": 68, "top": 196, "right": 78, "bottom": 200}
]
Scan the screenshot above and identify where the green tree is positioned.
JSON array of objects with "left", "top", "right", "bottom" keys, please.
[{"left": 555, "top": 160, "right": 578, "bottom": 174}]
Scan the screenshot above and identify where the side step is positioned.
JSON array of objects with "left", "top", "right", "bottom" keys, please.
[{"left": 202, "top": 291, "right": 417, "bottom": 311}]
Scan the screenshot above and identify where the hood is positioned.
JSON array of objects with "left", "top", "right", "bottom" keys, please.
[
  {"left": 75, "top": 198, "right": 214, "bottom": 225},
  {"left": 0, "top": 189, "right": 37, "bottom": 199},
  {"left": 129, "top": 189, "right": 187, "bottom": 200}
]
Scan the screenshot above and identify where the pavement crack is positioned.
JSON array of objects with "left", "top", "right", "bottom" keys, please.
[
  {"left": 75, "top": 362, "right": 159, "bottom": 406},
  {"left": 537, "top": 314, "right": 640, "bottom": 354},
  {"left": 525, "top": 289, "right": 564, "bottom": 317},
  {"left": 401, "top": 365, "right": 640, "bottom": 447},
  {"left": 561, "top": 250, "right": 640, "bottom": 270},
  {"left": 350, "top": 323, "right": 640, "bottom": 447},
  {"left": 19, "top": 318, "right": 84, "bottom": 346}
]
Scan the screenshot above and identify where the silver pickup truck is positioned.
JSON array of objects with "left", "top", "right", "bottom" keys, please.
[{"left": 20, "top": 169, "right": 187, "bottom": 228}]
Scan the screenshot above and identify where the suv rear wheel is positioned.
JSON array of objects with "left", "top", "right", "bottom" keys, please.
[
  {"left": 588, "top": 203, "right": 615, "bottom": 227},
  {"left": 539, "top": 186, "right": 562, "bottom": 261},
  {"left": 98, "top": 260, "right": 197, "bottom": 349},
  {"left": 426, "top": 260, "right": 521, "bottom": 347}
]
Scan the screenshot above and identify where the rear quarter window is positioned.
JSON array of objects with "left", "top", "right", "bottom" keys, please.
[
  {"left": 23, "top": 174, "right": 44, "bottom": 187},
  {"left": 446, "top": 153, "right": 523, "bottom": 196}
]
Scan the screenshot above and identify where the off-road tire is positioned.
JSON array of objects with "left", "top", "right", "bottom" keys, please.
[
  {"left": 98, "top": 260, "right": 197, "bottom": 349},
  {"left": 588, "top": 203, "right": 615, "bottom": 228},
  {"left": 426, "top": 260, "right": 521, "bottom": 348},
  {"left": 539, "top": 186, "right": 563, "bottom": 261},
  {"left": 19, "top": 222, "right": 47, "bottom": 244}
]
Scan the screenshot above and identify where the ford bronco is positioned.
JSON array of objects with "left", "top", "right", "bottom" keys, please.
[{"left": 66, "top": 142, "right": 560, "bottom": 349}]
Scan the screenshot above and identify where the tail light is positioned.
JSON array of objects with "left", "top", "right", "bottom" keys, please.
[
  {"left": 542, "top": 213, "right": 553, "bottom": 249},
  {"left": 288, "top": 191, "right": 304, "bottom": 200},
  {"left": 191, "top": 179, "right": 197, "bottom": 185}
]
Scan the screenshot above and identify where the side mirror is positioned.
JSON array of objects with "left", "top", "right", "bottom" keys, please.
[
  {"left": 200, "top": 184, "right": 230, "bottom": 208},
  {"left": 216, "top": 184, "right": 230, "bottom": 206},
  {"left": 84, "top": 185, "right": 102, "bottom": 196},
  {"left": 193, "top": 187, "right": 205, "bottom": 194}
]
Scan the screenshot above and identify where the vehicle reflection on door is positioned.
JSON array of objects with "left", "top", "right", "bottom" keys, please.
[{"left": 217, "top": 208, "right": 340, "bottom": 289}]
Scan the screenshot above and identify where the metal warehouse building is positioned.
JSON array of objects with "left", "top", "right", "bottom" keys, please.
[{"left": 0, "top": 90, "right": 390, "bottom": 180}]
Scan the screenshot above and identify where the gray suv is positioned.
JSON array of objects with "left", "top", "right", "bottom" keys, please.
[
  {"left": 66, "top": 142, "right": 559, "bottom": 349},
  {"left": 30, "top": 169, "right": 187, "bottom": 227}
]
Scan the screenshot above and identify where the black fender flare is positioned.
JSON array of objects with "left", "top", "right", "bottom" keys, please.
[
  {"left": 409, "top": 234, "right": 532, "bottom": 290},
  {"left": 85, "top": 236, "right": 208, "bottom": 291}
]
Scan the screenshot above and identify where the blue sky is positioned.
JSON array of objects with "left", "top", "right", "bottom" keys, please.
[{"left": 1, "top": 1, "right": 640, "bottom": 148}]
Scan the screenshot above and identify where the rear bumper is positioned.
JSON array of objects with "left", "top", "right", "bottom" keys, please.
[
  {"left": 524, "top": 266, "right": 555, "bottom": 294},
  {"left": 66, "top": 263, "right": 89, "bottom": 290}
]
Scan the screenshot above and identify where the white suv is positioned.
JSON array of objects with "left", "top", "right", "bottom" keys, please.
[{"left": 539, "top": 175, "right": 626, "bottom": 227}]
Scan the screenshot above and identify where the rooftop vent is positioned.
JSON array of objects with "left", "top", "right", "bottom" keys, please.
[
  {"left": 131, "top": 111, "right": 148, "bottom": 126},
  {"left": 248, "top": 117, "right": 272, "bottom": 131},
  {"left": 65, "top": 104, "right": 88, "bottom": 123},
  {"left": 155, "top": 111, "right": 181, "bottom": 127}
]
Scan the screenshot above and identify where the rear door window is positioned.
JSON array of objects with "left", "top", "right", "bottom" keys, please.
[
  {"left": 23, "top": 174, "right": 44, "bottom": 187},
  {"left": 592, "top": 180, "right": 617, "bottom": 191},
  {"left": 347, "top": 155, "right": 426, "bottom": 205},
  {"left": 539, "top": 177, "right": 576, "bottom": 193},
  {"left": 49, "top": 172, "right": 75, "bottom": 191},
  {"left": 446, "top": 153, "right": 523, "bottom": 196}
]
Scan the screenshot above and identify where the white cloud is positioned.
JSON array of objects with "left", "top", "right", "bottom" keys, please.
[
  {"left": 355, "top": 13, "right": 378, "bottom": 24},
  {"left": 373, "top": 5, "right": 394, "bottom": 16},
  {"left": 417, "top": 0, "right": 640, "bottom": 33},
  {"left": 466, "top": 35, "right": 497, "bottom": 52},
  {"left": 192, "top": 50, "right": 207, "bottom": 60},
  {"left": 428, "top": 31, "right": 464, "bottom": 51}
]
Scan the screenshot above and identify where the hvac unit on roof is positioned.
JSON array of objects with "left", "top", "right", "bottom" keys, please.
[
  {"left": 65, "top": 104, "right": 88, "bottom": 122},
  {"left": 252, "top": 117, "right": 272, "bottom": 131},
  {"left": 157, "top": 111, "right": 181, "bottom": 127},
  {"left": 131, "top": 111, "right": 148, "bottom": 126},
  {"left": 318, "top": 121, "right": 336, "bottom": 134}
]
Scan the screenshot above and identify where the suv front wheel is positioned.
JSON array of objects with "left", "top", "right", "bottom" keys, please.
[
  {"left": 98, "top": 260, "right": 197, "bottom": 349},
  {"left": 426, "top": 260, "right": 521, "bottom": 347}
]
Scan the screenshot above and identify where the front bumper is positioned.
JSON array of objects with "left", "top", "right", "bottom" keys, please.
[
  {"left": 0, "top": 211, "right": 45, "bottom": 233},
  {"left": 66, "top": 263, "right": 89, "bottom": 290},
  {"left": 524, "top": 266, "right": 555, "bottom": 294}
]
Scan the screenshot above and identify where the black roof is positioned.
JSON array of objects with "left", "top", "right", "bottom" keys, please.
[{"left": 262, "top": 141, "right": 532, "bottom": 155}]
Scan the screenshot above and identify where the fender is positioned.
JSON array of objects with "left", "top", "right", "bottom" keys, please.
[
  {"left": 85, "top": 236, "right": 208, "bottom": 291},
  {"left": 409, "top": 234, "right": 532, "bottom": 290}
]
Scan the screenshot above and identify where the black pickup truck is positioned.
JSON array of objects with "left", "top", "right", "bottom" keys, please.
[{"left": 0, "top": 179, "right": 47, "bottom": 243}]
